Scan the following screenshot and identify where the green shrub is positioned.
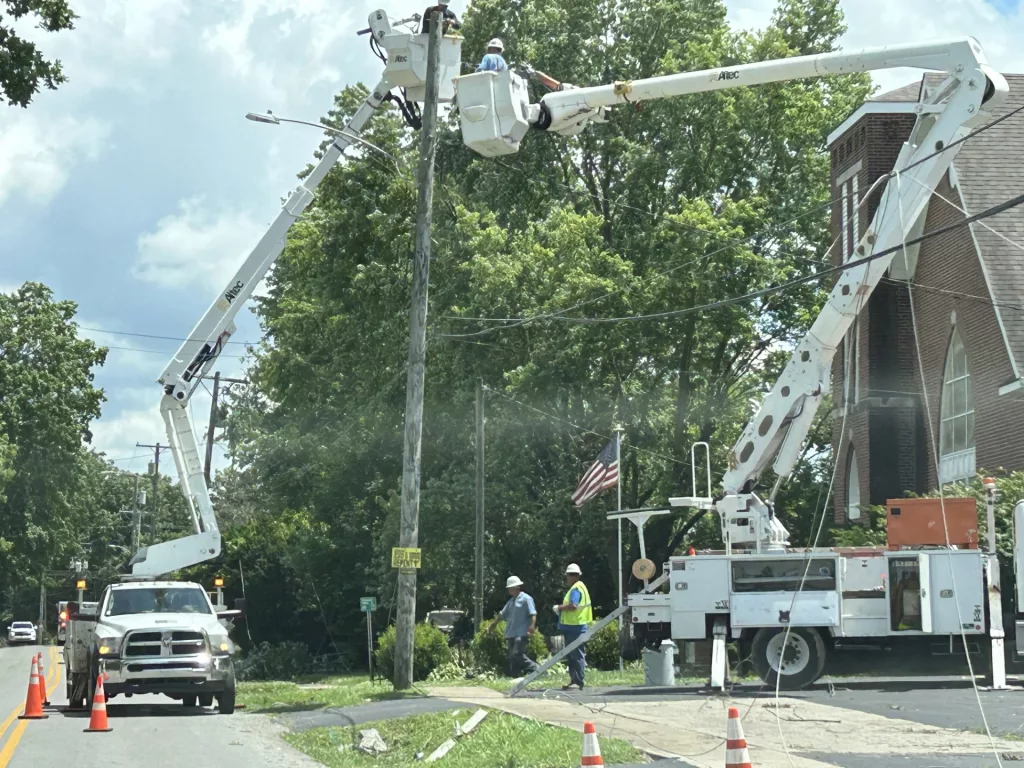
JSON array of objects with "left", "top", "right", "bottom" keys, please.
[
  {"left": 237, "top": 640, "right": 313, "bottom": 681},
  {"left": 584, "top": 620, "right": 621, "bottom": 671},
  {"left": 375, "top": 622, "right": 453, "bottom": 681},
  {"left": 471, "top": 620, "right": 548, "bottom": 673}
]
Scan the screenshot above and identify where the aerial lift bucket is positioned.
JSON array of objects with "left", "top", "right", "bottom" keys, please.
[
  {"left": 379, "top": 32, "right": 462, "bottom": 103},
  {"left": 454, "top": 69, "right": 532, "bottom": 157}
]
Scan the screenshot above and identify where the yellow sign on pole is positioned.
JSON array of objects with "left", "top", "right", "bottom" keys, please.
[{"left": 391, "top": 547, "right": 422, "bottom": 570}]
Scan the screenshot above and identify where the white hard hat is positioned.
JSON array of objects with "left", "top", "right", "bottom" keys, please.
[
  {"left": 505, "top": 575, "right": 524, "bottom": 589},
  {"left": 565, "top": 563, "right": 582, "bottom": 575},
  {"left": 487, "top": 38, "right": 504, "bottom": 51}
]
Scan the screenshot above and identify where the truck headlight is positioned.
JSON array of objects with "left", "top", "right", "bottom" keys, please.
[
  {"left": 97, "top": 642, "right": 120, "bottom": 657},
  {"left": 210, "top": 636, "right": 233, "bottom": 655}
]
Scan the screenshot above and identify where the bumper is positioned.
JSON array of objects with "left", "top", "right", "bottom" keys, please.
[
  {"left": 98, "top": 653, "right": 234, "bottom": 696},
  {"left": 7, "top": 635, "right": 37, "bottom": 644}
]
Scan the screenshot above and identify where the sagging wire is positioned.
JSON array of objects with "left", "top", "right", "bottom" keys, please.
[{"left": 895, "top": 168, "right": 1004, "bottom": 768}]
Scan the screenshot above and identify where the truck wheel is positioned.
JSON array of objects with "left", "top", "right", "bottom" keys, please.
[
  {"left": 751, "top": 627, "right": 826, "bottom": 690},
  {"left": 198, "top": 694, "right": 213, "bottom": 707},
  {"left": 217, "top": 676, "right": 236, "bottom": 715},
  {"left": 182, "top": 695, "right": 198, "bottom": 707}
]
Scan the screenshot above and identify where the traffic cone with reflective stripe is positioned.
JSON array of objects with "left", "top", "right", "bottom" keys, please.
[
  {"left": 580, "top": 721, "right": 604, "bottom": 766},
  {"left": 18, "top": 656, "right": 47, "bottom": 720},
  {"left": 84, "top": 675, "right": 113, "bottom": 732},
  {"left": 36, "top": 653, "right": 51, "bottom": 707},
  {"left": 726, "top": 706, "right": 752, "bottom": 768}
]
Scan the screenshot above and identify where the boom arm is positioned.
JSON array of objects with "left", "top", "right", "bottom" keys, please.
[
  {"left": 127, "top": 78, "right": 392, "bottom": 578},
  {"left": 455, "top": 38, "right": 1008, "bottom": 551}
]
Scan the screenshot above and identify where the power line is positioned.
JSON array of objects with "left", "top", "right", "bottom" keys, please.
[{"left": 441, "top": 190, "right": 1024, "bottom": 335}]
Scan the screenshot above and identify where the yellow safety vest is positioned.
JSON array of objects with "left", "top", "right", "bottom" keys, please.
[{"left": 561, "top": 581, "right": 592, "bottom": 626}]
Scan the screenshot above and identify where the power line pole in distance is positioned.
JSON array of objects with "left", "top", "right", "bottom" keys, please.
[
  {"left": 393, "top": 3, "right": 445, "bottom": 691},
  {"left": 137, "top": 442, "right": 166, "bottom": 541},
  {"left": 474, "top": 379, "right": 485, "bottom": 632}
]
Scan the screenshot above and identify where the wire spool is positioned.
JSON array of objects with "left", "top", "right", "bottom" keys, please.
[{"left": 631, "top": 558, "right": 656, "bottom": 580}]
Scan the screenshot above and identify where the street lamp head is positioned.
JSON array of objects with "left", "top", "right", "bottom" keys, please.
[{"left": 246, "top": 111, "right": 280, "bottom": 125}]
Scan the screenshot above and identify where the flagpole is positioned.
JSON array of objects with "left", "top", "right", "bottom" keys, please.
[{"left": 615, "top": 426, "right": 624, "bottom": 673}]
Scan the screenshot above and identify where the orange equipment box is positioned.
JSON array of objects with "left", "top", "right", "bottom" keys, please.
[{"left": 885, "top": 497, "right": 979, "bottom": 549}]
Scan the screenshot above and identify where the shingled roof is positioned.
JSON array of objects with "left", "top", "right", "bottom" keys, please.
[{"left": 877, "top": 73, "right": 1024, "bottom": 384}]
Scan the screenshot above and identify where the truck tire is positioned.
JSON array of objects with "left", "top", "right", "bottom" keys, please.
[
  {"left": 217, "top": 675, "right": 236, "bottom": 715},
  {"left": 182, "top": 695, "right": 198, "bottom": 707},
  {"left": 751, "top": 627, "right": 826, "bottom": 690}
]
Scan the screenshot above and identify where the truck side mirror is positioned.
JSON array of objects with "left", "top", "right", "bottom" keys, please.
[
  {"left": 67, "top": 601, "right": 80, "bottom": 619},
  {"left": 233, "top": 598, "right": 247, "bottom": 614}
]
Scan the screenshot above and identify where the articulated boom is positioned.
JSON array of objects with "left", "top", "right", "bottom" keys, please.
[
  {"left": 455, "top": 39, "right": 1008, "bottom": 552},
  {"left": 130, "top": 10, "right": 463, "bottom": 577}
]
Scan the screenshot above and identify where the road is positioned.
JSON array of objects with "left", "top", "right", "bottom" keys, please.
[{"left": 0, "top": 644, "right": 318, "bottom": 768}]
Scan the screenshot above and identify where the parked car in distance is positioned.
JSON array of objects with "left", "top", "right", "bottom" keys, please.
[{"left": 7, "top": 621, "right": 38, "bottom": 645}]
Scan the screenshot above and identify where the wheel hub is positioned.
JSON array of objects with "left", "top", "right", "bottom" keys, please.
[{"left": 765, "top": 631, "right": 810, "bottom": 676}]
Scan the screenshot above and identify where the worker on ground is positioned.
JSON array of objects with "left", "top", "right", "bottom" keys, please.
[
  {"left": 487, "top": 575, "right": 539, "bottom": 680},
  {"left": 553, "top": 562, "right": 591, "bottom": 690},
  {"left": 476, "top": 38, "right": 507, "bottom": 73}
]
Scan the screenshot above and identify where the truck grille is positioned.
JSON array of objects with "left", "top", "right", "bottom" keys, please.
[{"left": 124, "top": 630, "right": 206, "bottom": 658}]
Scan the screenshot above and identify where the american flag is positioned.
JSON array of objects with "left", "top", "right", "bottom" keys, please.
[{"left": 571, "top": 439, "right": 619, "bottom": 507}]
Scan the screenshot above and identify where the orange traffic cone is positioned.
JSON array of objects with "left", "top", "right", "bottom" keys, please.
[
  {"left": 36, "top": 653, "right": 51, "bottom": 707},
  {"left": 580, "top": 721, "right": 604, "bottom": 766},
  {"left": 84, "top": 675, "right": 113, "bottom": 733},
  {"left": 18, "top": 656, "right": 47, "bottom": 720},
  {"left": 726, "top": 706, "right": 752, "bottom": 768}
]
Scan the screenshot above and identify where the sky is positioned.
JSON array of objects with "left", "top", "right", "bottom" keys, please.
[{"left": 1, "top": 0, "right": 1022, "bottom": 483}]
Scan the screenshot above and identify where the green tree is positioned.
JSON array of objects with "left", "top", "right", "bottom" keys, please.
[
  {"left": 1, "top": 0, "right": 77, "bottom": 107},
  {"left": 217, "top": 0, "right": 877, "bottom": 661}
]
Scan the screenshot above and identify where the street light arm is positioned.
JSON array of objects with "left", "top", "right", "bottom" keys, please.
[{"left": 133, "top": 76, "right": 393, "bottom": 578}]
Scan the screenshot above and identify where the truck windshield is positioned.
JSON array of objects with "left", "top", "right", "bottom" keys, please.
[
  {"left": 11, "top": 622, "right": 33, "bottom": 629},
  {"left": 105, "top": 588, "right": 211, "bottom": 616}
]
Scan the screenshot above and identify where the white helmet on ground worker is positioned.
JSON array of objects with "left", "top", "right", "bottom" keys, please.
[
  {"left": 487, "top": 38, "right": 504, "bottom": 51},
  {"left": 505, "top": 575, "right": 524, "bottom": 589},
  {"left": 565, "top": 563, "right": 582, "bottom": 575}
]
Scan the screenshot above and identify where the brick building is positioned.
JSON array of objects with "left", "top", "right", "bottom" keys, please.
[{"left": 828, "top": 73, "right": 1024, "bottom": 524}]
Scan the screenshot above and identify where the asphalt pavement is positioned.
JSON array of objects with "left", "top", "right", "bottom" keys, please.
[{"left": 0, "top": 643, "right": 318, "bottom": 768}]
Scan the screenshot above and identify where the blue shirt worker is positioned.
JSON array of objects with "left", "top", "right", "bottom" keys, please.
[
  {"left": 476, "top": 38, "right": 507, "bottom": 73},
  {"left": 553, "top": 562, "right": 591, "bottom": 690},
  {"left": 487, "top": 575, "right": 539, "bottom": 679}
]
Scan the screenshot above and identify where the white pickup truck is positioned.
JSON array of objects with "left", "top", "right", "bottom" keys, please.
[{"left": 64, "top": 580, "right": 243, "bottom": 713}]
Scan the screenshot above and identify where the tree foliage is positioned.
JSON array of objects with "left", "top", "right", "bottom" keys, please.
[
  {"left": 205, "top": 0, "right": 872, "bottom": 662},
  {"left": 0, "top": 0, "right": 77, "bottom": 108}
]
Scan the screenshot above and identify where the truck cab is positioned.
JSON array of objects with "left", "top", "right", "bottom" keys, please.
[{"left": 64, "top": 580, "right": 241, "bottom": 713}]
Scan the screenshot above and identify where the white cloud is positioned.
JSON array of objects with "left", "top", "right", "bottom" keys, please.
[
  {"left": 0, "top": 112, "right": 111, "bottom": 207},
  {"left": 133, "top": 196, "right": 267, "bottom": 293},
  {"left": 726, "top": 0, "right": 1024, "bottom": 92}
]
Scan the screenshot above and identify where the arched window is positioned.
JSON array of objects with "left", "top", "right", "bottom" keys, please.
[
  {"left": 847, "top": 448, "right": 861, "bottom": 521},
  {"left": 939, "top": 328, "right": 976, "bottom": 485}
]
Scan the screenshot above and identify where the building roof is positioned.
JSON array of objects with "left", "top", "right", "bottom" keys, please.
[{"left": 872, "top": 73, "right": 1024, "bottom": 385}]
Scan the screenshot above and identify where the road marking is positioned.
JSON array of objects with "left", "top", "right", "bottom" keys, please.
[{"left": 0, "top": 648, "right": 64, "bottom": 767}]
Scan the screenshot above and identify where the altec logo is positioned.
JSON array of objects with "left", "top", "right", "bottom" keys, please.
[
  {"left": 709, "top": 70, "right": 740, "bottom": 82},
  {"left": 224, "top": 281, "right": 244, "bottom": 304}
]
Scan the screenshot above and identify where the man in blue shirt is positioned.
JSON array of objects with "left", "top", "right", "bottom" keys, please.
[
  {"left": 476, "top": 38, "right": 507, "bottom": 73},
  {"left": 486, "top": 575, "right": 538, "bottom": 678}
]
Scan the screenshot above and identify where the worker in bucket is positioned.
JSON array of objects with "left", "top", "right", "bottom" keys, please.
[
  {"left": 553, "top": 563, "right": 591, "bottom": 690},
  {"left": 486, "top": 575, "right": 539, "bottom": 679},
  {"left": 420, "top": 4, "right": 460, "bottom": 35},
  {"left": 476, "top": 38, "right": 507, "bottom": 73}
]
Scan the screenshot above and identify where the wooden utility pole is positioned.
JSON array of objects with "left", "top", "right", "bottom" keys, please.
[
  {"left": 204, "top": 371, "right": 221, "bottom": 486},
  {"left": 393, "top": 4, "right": 444, "bottom": 691},
  {"left": 137, "top": 442, "right": 165, "bottom": 541},
  {"left": 474, "top": 379, "right": 485, "bottom": 632}
]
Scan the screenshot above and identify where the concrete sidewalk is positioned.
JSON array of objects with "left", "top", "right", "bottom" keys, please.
[{"left": 426, "top": 686, "right": 1023, "bottom": 768}]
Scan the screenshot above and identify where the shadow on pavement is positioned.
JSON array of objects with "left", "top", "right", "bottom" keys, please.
[{"left": 56, "top": 703, "right": 218, "bottom": 718}]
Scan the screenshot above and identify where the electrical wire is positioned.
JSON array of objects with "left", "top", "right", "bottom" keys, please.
[
  {"left": 441, "top": 189, "right": 1024, "bottom": 337},
  {"left": 894, "top": 169, "right": 1004, "bottom": 767}
]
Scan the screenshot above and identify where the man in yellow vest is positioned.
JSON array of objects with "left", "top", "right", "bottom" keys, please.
[{"left": 552, "top": 563, "right": 591, "bottom": 690}]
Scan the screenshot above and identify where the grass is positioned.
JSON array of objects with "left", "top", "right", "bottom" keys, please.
[
  {"left": 237, "top": 675, "right": 414, "bottom": 712},
  {"left": 284, "top": 710, "right": 647, "bottom": 767}
]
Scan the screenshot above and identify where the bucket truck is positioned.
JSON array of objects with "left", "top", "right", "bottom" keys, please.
[
  {"left": 62, "top": 10, "right": 464, "bottom": 713},
  {"left": 453, "top": 42, "right": 1024, "bottom": 690}
]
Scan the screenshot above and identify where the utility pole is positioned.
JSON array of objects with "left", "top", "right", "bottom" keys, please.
[
  {"left": 204, "top": 371, "right": 221, "bottom": 486},
  {"left": 474, "top": 379, "right": 485, "bottom": 632},
  {"left": 130, "top": 473, "right": 143, "bottom": 554},
  {"left": 138, "top": 442, "right": 166, "bottom": 541},
  {"left": 201, "top": 373, "right": 247, "bottom": 485},
  {"left": 393, "top": 3, "right": 444, "bottom": 691},
  {"left": 37, "top": 572, "right": 45, "bottom": 642}
]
